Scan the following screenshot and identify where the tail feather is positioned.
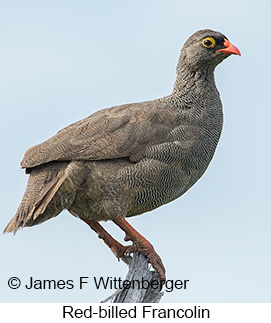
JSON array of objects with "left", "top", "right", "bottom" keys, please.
[
  {"left": 4, "top": 162, "right": 72, "bottom": 234},
  {"left": 32, "top": 173, "right": 68, "bottom": 220}
]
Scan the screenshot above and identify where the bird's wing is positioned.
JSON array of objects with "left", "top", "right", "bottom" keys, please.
[{"left": 21, "top": 100, "right": 180, "bottom": 169}]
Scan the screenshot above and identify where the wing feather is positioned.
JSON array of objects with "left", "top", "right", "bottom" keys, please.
[{"left": 21, "top": 100, "right": 180, "bottom": 169}]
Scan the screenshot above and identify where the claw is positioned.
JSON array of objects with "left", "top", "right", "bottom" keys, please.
[
  {"left": 83, "top": 218, "right": 166, "bottom": 283},
  {"left": 113, "top": 217, "right": 166, "bottom": 283}
]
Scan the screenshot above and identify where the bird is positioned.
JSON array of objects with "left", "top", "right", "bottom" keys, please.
[{"left": 4, "top": 29, "right": 240, "bottom": 281}]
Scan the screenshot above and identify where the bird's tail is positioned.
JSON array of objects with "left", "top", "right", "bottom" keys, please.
[{"left": 4, "top": 161, "right": 74, "bottom": 234}]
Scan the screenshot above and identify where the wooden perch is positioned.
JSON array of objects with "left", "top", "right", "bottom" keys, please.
[{"left": 101, "top": 252, "right": 164, "bottom": 303}]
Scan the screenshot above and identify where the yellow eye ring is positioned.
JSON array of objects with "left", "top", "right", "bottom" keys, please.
[{"left": 202, "top": 37, "right": 216, "bottom": 48}]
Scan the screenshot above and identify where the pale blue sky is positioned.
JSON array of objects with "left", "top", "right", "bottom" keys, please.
[{"left": 0, "top": 0, "right": 270, "bottom": 302}]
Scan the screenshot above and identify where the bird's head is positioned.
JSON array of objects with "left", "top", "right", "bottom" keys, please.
[{"left": 177, "top": 29, "right": 241, "bottom": 73}]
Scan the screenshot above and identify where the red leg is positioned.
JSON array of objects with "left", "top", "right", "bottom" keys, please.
[
  {"left": 82, "top": 219, "right": 135, "bottom": 263},
  {"left": 113, "top": 217, "right": 166, "bottom": 281}
]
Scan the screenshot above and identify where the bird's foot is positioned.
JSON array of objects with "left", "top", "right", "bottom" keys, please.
[
  {"left": 82, "top": 217, "right": 165, "bottom": 281},
  {"left": 110, "top": 243, "right": 135, "bottom": 260},
  {"left": 112, "top": 239, "right": 165, "bottom": 282},
  {"left": 132, "top": 238, "right": 165, "bottom": 282},
  {"left": 113, "top": 217, "right": 166, "bottom": 282},
  {"left": 82, "top": 219, "right": 132, "bottom": 264}
]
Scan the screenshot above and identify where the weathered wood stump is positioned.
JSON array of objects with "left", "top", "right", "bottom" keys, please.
[{"left": 102, "top": 252, "right": 164, "bottom": 303}]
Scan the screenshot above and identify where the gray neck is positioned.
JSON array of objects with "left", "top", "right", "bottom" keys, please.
[
  {"left": 157, "top": 60, "right": 221, "bottom": 111},
  {"left": 173, "top": 65, "right": 216, "bottom": 98}
]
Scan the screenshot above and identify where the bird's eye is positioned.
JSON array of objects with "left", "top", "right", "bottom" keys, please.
[{"left": 202, "top": 37, "right": 216, "bottom": 49}]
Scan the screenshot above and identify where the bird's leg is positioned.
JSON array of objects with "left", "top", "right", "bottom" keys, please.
[
  {"left": 82, "top": 219, "right": 135, "bottom": 263},
  {"left": 113, "top": 217, "right": 166, "bottom": 281}
]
